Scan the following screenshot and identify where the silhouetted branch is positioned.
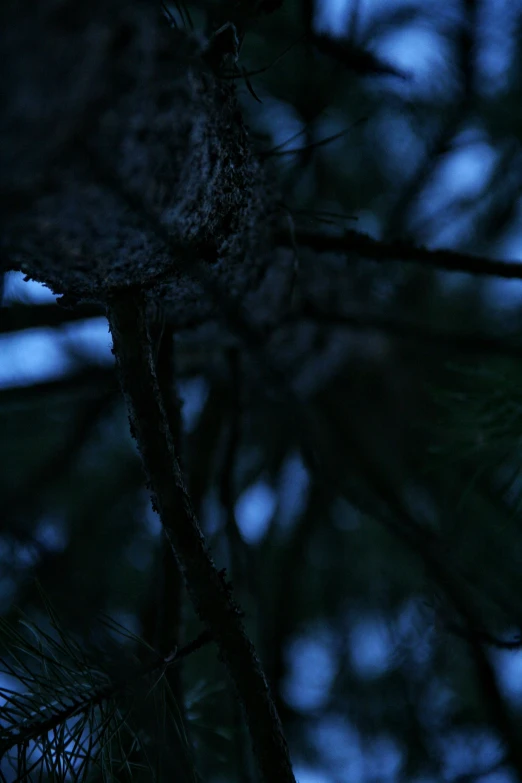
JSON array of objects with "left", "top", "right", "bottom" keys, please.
[
  {"left": 0, "top": 303, "right": 103, "bottom": 334},
  {"left": 220, "top": 348, "right": 247, "bottom": 584},
  {"left": 0, "top": 366, "right": 116, "bottom": 408},
  {"left": 311, "top": 32, "right": 411, "bottom": 80},
  {"left": 218, "top": 347, "right": 255, "bottom": 780},
  {"left": 294, "top": 303, "right": 522, "bottom": 358},
  {"left": 153, "top": 324, "right": 188, "bottom": 721},
  {"left": 258, "top": 119, "right": 367, "bottom": 159},
  {"left": 107, "top": 291, "right": 296, "bottom": 783},
  {"left": 446, "top": 622, "right": 522, "bottom": 650},
  {"left": 3, "top": 388, "right": 115, "bottom": 530},
  {"left": 382, "top": 0, "right": 480, "bottom": 238},
  {"left": 277, "top": 228, "right": 522, "bottom": 279},
  {"left": 302, "top": 418, "right": 522, "bottom": 776}
]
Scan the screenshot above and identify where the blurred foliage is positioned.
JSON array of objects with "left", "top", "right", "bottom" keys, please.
[{"left": 3, "top": 0, "right": 522, "bottom": 781}]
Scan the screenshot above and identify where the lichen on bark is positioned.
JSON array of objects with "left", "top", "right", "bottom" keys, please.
[{"left": 1, "top": 0, "right": 276, "bottom": 326}]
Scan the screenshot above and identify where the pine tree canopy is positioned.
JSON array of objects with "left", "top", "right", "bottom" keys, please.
[{"left": 2, "top": 1, "right": 522, "bottom": 781}]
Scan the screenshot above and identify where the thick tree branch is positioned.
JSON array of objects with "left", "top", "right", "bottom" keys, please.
[
  {"left": 107, "top": 291, "right": 295, "bottom": 783},
  {"left": 0, "top": 303, "right": 103, "bottom": 334},
  {"left": 278, "top": 228, "right": 522, "bottom": 279}
]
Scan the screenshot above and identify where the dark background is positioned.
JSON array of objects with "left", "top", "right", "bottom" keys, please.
[{"left": 2, "top": 0, "right": 522, "bottom": 780}]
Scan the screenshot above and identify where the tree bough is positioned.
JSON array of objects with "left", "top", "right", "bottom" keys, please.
[{"left": 107, "top": 291, "right": 295, "bottom": 781}]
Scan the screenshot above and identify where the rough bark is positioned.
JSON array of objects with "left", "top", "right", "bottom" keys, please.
[
  {"left": 0, "top": 0, "right": 276, "bottom": 326},
  {"left": 0, "top": 1, "right": 295, "bottom": 780},
  {"left": 108, "top": 291, "right": 295, "bottom": 782}
]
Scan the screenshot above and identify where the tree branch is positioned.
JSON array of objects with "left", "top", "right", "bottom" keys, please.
[
  {"left": 277, "top": 228, "right": 522, "bottom": 279},
  {"left": 295, "top": 405, "right": 522, "bottom": 776},
  {"left": 107, "top": 290, "right": 295, "bottom": 783},
  {"left": 294, "top": 303, "right": 522, "bottom": 359},
  {"left": 0, "top": 303, "right": 103, "bottom": 334}
]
